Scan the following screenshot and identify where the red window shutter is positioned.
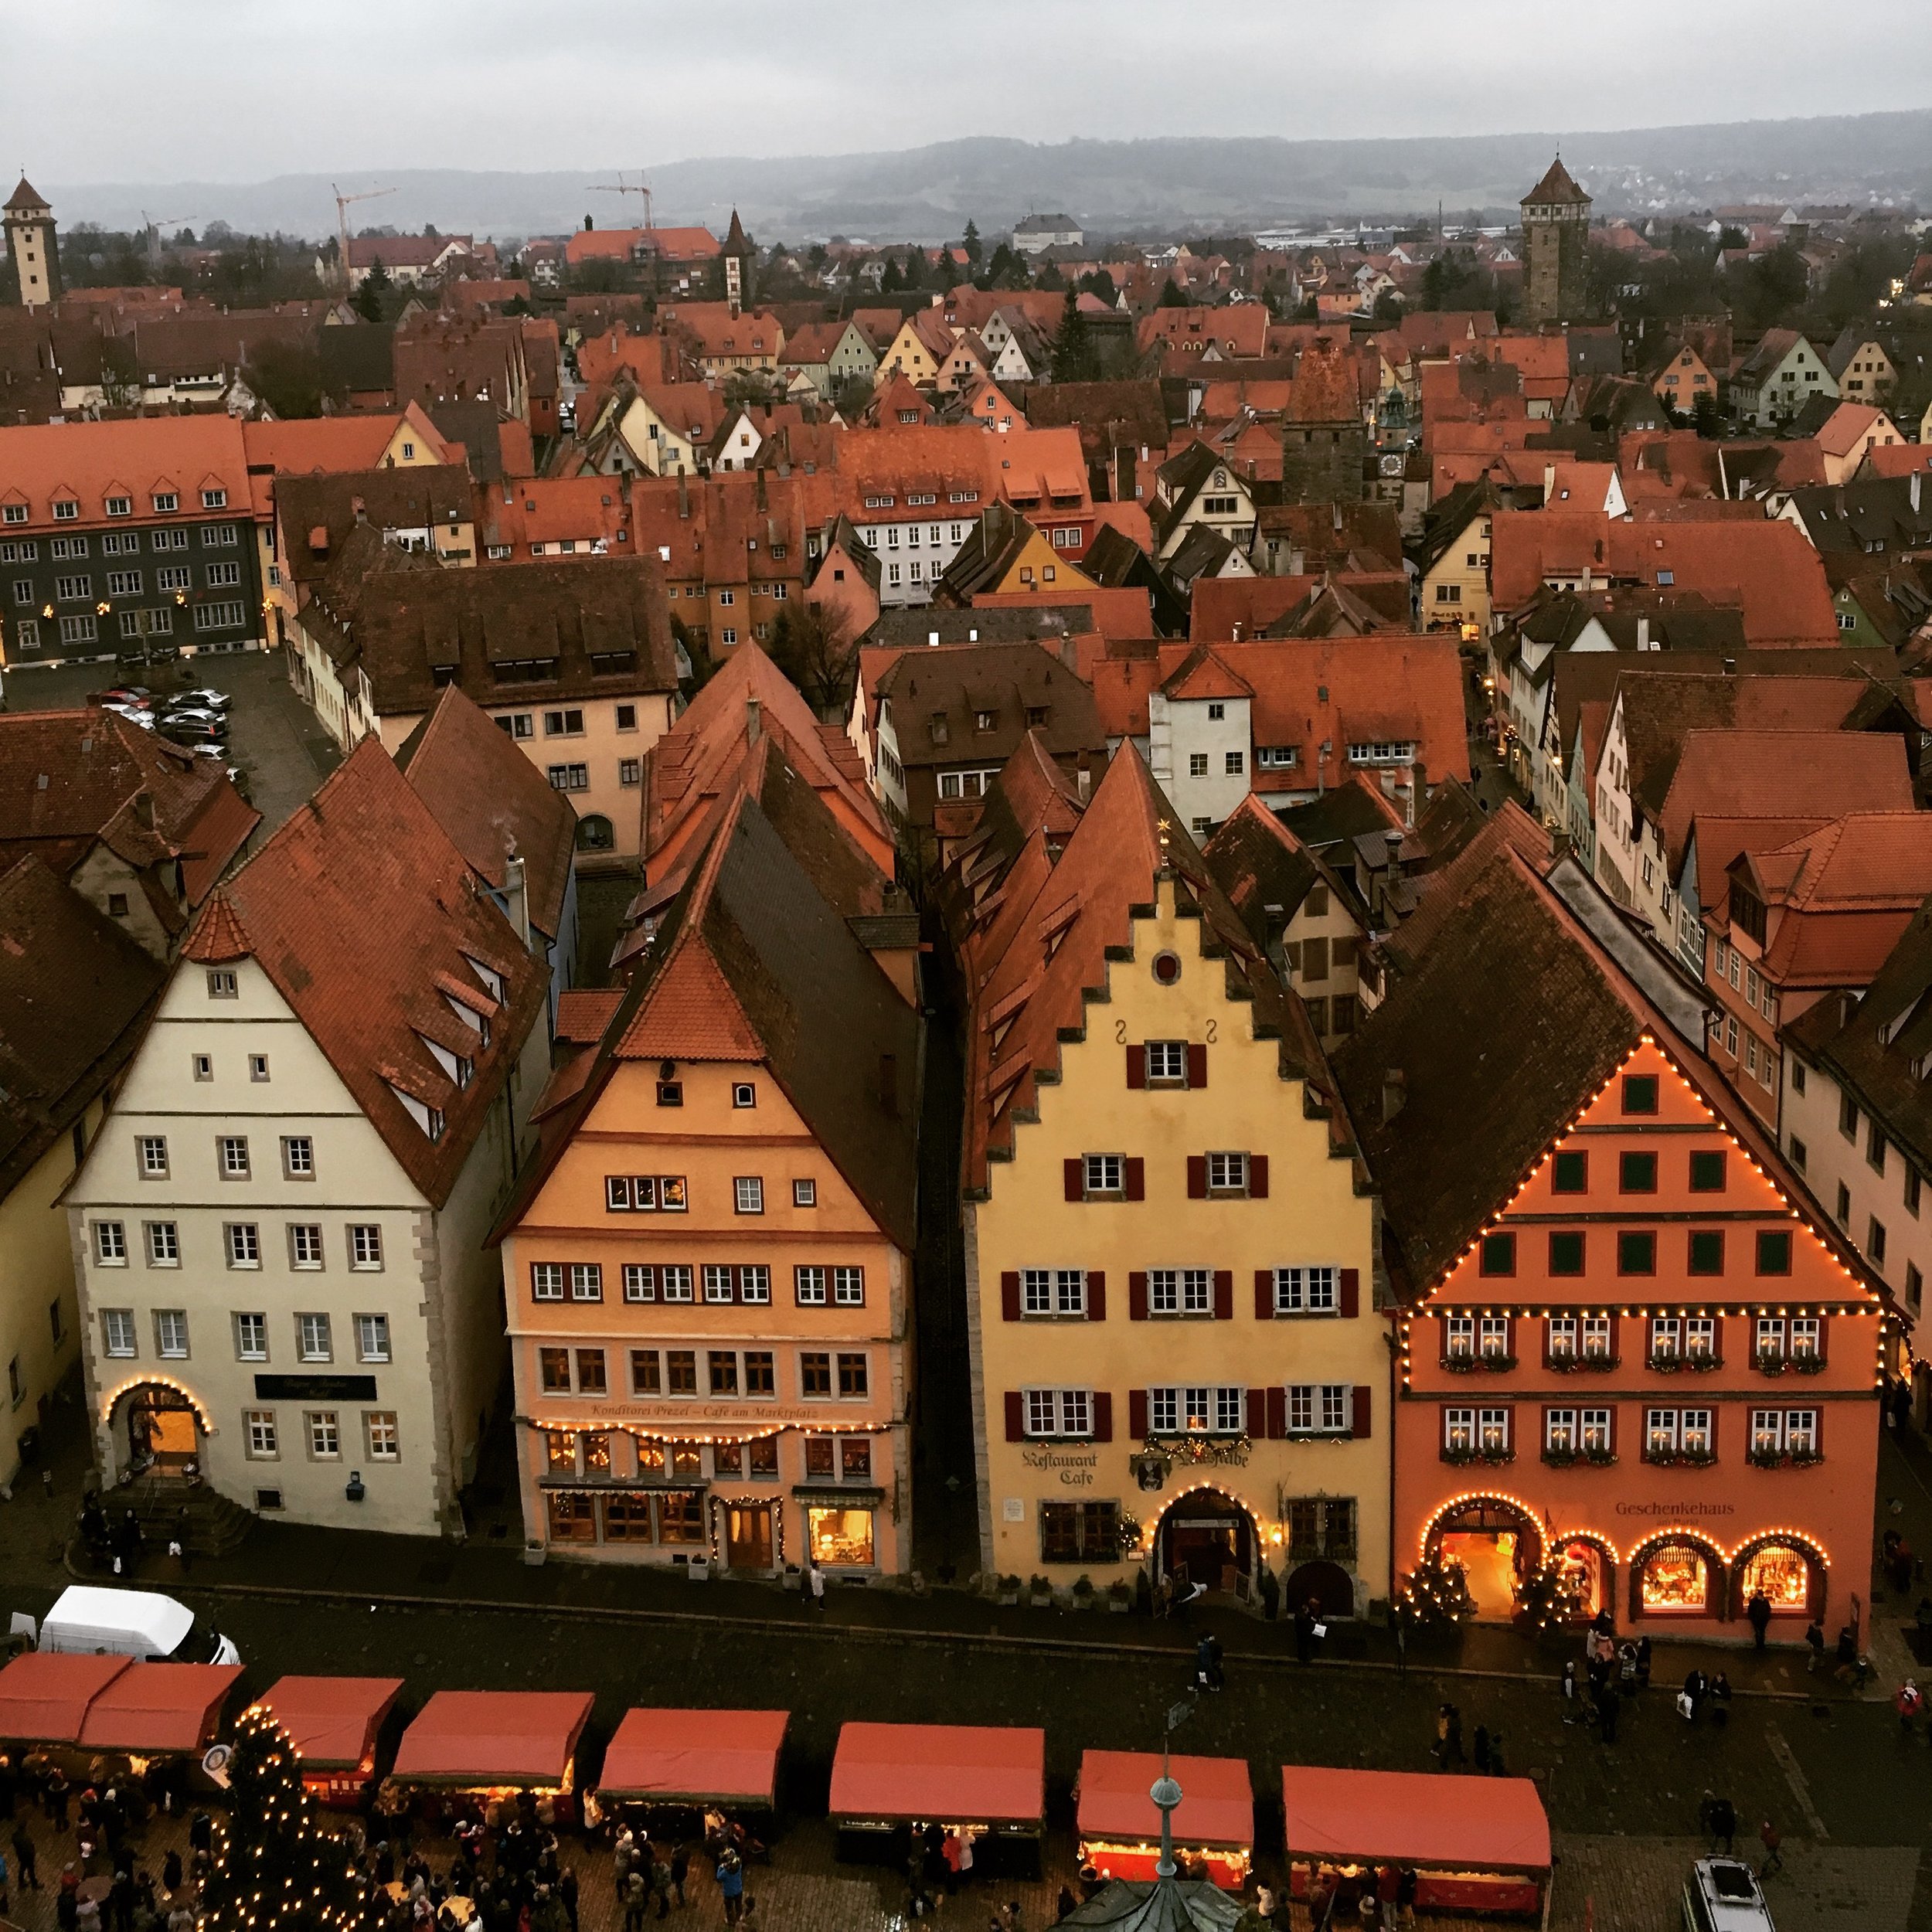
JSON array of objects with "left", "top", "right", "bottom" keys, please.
[
  {"left": 1503, "top": 1403, "right": 1518, "bottom": 1454},
  {"left": 1266, "top": 1386, "right": 1287, "bottom": 1440},
  {"left": 1000, "top": 1271, "right": 1021, "bottom": 1321},
  {"left": 1087, "top": 1271, "right": 1107, "bottom": 1321},
  {"left": 1814, "top": 1315, "right": 1829, "bottom": 1365},
  {"left": 1124, "top": 1157, "right": 1145, "bottom": 1201},
  {"left": 1705, "top": 1406, "right": 1717, "bottom": 1458},
  {"left": 1187, "top": 1155, "right": 1208, "bottom": 1199},
  {"left": 1811, "top": 1406, "right": 1824, "bottom": 1457},
  {"left": 1129, "top": 1388, "right": 1149, "bottom": 1438},
  {"left": 1338, "top": 1267, "right": 1360, "bottom": 1318},
  {"left": 1187, "top": 1043, "right": 1209, "bottom": 1089},
  {"left": 1249, "top": 1155, "right": 1269, "bottom": 1199},
  {"left": 1247, "top": 1388, "right": 1269, "bottom": 1436},
  {"left": 1063, "top": 1158, "right": 1083, "bottom": 1202},
  {"left": 1254, "top": 1269, "right": 1275, "bottom": 1320},
  {"left": 1351, "top": 1385, "right": 1372, "bottom": 1439},
  {"left": 1129, "top": 1271, "right": 1148, "bottom": 1320},
  {"left": 1126, "top": 1044, "right": 1147, "bottom": 1089},
  {"left": 1091, "top": 1392, "right": 1113, "bottom": 1442},
  {"left": 1541, "top": 1312, "right": 1556, "bottom": 1369},
  {"left": 1004, "top": 1391, "right": 1025, "bottom": 1441},
  {"left": 1505, "top": 1316, "right": 1518, "bottom": 1361},
  {"left": 1213, "top": 1270, "right": 1233, "bottom": 1320},
  {"left": 1607, "top": 1312, "right": 1621, "bottom": 1366},
  {"left": 1607, "top": 1403, "right": 1620, "bottom": 1454}
]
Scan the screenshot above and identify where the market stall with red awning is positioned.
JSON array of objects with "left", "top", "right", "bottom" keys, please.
[
  {"left": 254, "top": 1675, "right": 405, "bottom": 1807},
  {"left": 1077, "top": 1751, "right": 1253, "bottom": 1890},
  {"left": 75, "top": 1664, "right": 244, "bottom": 1754},
  {"left": 389, "top": 1691, "right": 594, "bottom": 1816},
  {"left": 831, "top": 1723, "right": 1045, "bottom": 1871},
  {"left": 1281, "top": 1765, "right": 1551, "bottom": 1917},
  {"left": 0, "top": 1652, "right": 131, "bottom": 1744},
  {"left": 597, "top": 1709, "right": 788, "bottom": 1809}
]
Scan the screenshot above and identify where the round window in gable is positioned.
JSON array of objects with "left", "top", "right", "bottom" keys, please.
[{"left": 1152, "top": 951, "right": 1182, "bottom": 987}]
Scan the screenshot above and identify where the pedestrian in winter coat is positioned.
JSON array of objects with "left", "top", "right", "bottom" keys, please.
[
  {"left": 621, "top": 1869, "right": 648, "bottom": 1932},
  {"left": 715, "top": 1849, "right": 744, "bottom": 1926},
  {"left": 1897, "top": 1680, "right": 1923, "bottom": 1733},
  {"left": 1471, "top": 1726, "right": 1491, "bottom": 1775},
  {"left": 1598, "top": 1689, "right": 1619, "bottom": 1744},
  {"left": 1804, "top": 1620, "right": 1825, "bottom": 1672},
  {"left": 1294, "top": 1602, "right": 1315, "bottom": 1665},
  {"left": 15, "top": 1825, "right": 39, "bottom": 1890},
  {"left": 667, "top": 1848, "right": 688, "bottom": 1908},
  {"left": 1747, "top": 1590, "right": 1773, "bottom": 1650}
]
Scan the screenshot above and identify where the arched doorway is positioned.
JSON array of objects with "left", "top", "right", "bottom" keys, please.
[
  {"left": 1628, "top": 1531, "right": 1728, "bottom": 1622},
  {"left": 1423, "top": 1495, "right": 1543, "bottom": 1622},
  {"left": 576, "top": 815, "right": 614, "bottom": 852},
  {"left": 115, "top": 1383, "right": 204, "bottom": 1477},
  {"left": 1550, "top": 1533, "right": 1616, "bottom": 1624},
  {"left": 1731, "top": 1533, "right": 1826, "bottom": 1624},
  {"left": 1283, "top": 1560, "right": 1355, "bottom": 1620},
  {"left": 1155, "top": 1490, "right": 1255, "bottom": 1595}
]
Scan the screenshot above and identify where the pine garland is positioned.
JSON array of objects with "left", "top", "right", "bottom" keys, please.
[{"left": 196, "top": 1709, "right": 369, "bottom": 1932}]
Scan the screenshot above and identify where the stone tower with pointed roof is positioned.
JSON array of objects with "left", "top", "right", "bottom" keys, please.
[
  {"left": 5, "top": 176, "right": 60, "bottom": 311},
  {"left": 1520, "top": 155, "right": 1589, "bottom": 325},
  {"left": 722, "top": 207, "right": 754, "bottom": 316}
]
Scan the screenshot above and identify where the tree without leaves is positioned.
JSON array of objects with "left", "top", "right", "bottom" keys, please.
[{"left": 768, "top": 603, "right": 858, "bottom": 719}]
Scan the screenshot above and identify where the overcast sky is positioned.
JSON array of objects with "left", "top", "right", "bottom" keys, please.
[{"left": 6, "top": 0, "right": 1931, "bottom": 183}]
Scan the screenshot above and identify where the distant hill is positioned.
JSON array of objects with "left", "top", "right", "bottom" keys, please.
[{"left": 43, "top": 111, "right": 1932, "bottom": 245}]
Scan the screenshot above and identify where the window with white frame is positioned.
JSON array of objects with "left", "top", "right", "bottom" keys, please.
[
  {"left": 94, "top": 1220, "right": 128, "bottom": 1265},
  {"left": 569, "top": 1263, "right": 603, "bottom": 1302},
  {"left": 794, "top": 1266, "right": 827, "bottom": 1306},
  {"left": 1754, "top": 1316, "right": 1785, "bottom": 1363},
  {"left": 1790, "top": 1316, "right": 1821, "bottom": 1362},
  {"left": 1150, "top": 1267, "right": 1212, "bottom": 1315},
  {"left": 102, "top": 1309, "right": 137, "bottom": 1358},
  {"left": 289, "top": 1224, "right": 322, "bottom": 1269},
  {"left": 365, "top": 1412, "right": 400, "bottom": 1461},
  {"left": 281, "top": 1135, "right": 314, "bottom": 1179},
  {"left": 355, "top": 1315, "right": 391, "bottom": 1363},
  {"left": 1022, "top": 1388, "right": 1094, "bottom": 1438},
  {"left": 1650, "top": 1316, "right": 1681, "bottom": 1362},
  {"left": 1083, "top": 1153, "right": 1124, "bottom": 1194},
  {"left": 1205, "top": 1151, "right": 1249, "bottom": 1193},
  {"left": 145, "top": 1221, "right": 179, "bottom": 1267},
  {"left": 1444, "top": 1313, "right": 1475, "bottom": 1359},
  {"left": 245, "top": 1410, "right": 279, "bottom": 1458},
  {"left": 307, "top": 1411, "right": 340, "bottom": 1460},
  {"left": 1145, "top": 1039, "right": 1187, "bottom": 1083},
  {"left": 661, "top": 1264, "right": 695, "bottom": 1303},
  {"left": 218, "top": 1134, "right": 250, "bottom": 1179},
  {"left": 735, "top": 1176, "right": 764, "bottom": 1214},
  {"left": 1580, "top": 1406, "right": 1613, "bottom": 1452},
  {"left": 1022, "top": 1268, "right": 1087, "bottom": 1316},
  {"left": 1286, "top": 1383, "right": 1349, "bottom": 1434},
  {"left": 225, "top": 1223, "right": 260, "bottom": 1268},
  {"left": 1477, "top": 1407, "right": 1509, "bottom": 1451},
  {"left": 740, "top": 1264, "right": 772, "bottom": 1305},
  {"left": 1444, "top": 1406, "right": 1477, "bottom": 1452},
  {"left": 234, "top": 1314, "right": 267, "bottom": 1362},
  {"left": 297, "top": 1314, "right": 332, "bottom": 1362},
  {"left": 155, "top": 1310, "right": 189, "bottom": 1359},
  {"left": 704, "top": 1264, "right": 735, "bottom": 1304},
  {"left": 349, "top": 1225, "right": 383, "bottom": 1269},
  {"left": 138, "top": 1134, "right": 169, "bottom": 1178},
  {"left": 1685, "top": 1317, "right": 1716, "bottom": 1362},
  {"left": 1273, "top": 1266, "right": 1338, "bottom": 1314},
  {"left": 1545, "top": 1407, "right": 1579, "bottom": 1453},
  {"left": 1546, "top": 1314, "right": 1577, "bottom": 1361},
  {"left": 531, "top": 1262, "right": 564, "bottom": 1301},
  {"left": 1581, "top": 1313, "right": 1612, "bottom": 1361},
  {"left": 1479, "top": 1315, "right": 1511, "bottom": 1360},
  {"left": 622, "top": 1265, "right": 656, "bottom": 1303},
  {"left": 1149, "top": 1385, "right": 1243, "bottom": 1435},
  {"left": 1645, "top": 1407, "right": 1712, "bottom": 1457}
]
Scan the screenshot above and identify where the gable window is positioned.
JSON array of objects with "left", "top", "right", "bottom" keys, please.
[{"left": 1145, "top": 1040, "right": 1188, "bottom": 1085}]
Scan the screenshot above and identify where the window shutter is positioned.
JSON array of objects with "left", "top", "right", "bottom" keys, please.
[
  {"left": 1541, "top": 1312, "right": 1555, "bottom": 1369},
  {"left": 1187, "top": 1155, "right": 1208, "bottom": 1199},
  {"left": 1607, "top": 1311, "right": 1621, "bottom": 1366},
  {"left": 1351, "top": 1385, "right": 1372, "bottom": 1439},
  {"left": 1124, "top": 1157, "right": 1145, "bottom": 1201},
  {"left": 1505, "top": 1316, "right": 1518, "bottom": 1362},
  {"left": 1004, "top": 1391, "right": 1025, "bottom": 1441},
  {"left": 1249, "top": 1155, "right": 1269, "bottom": 1199},
  {"left": 1811, "top": 1406, "right": 1824, "bottom": 1457},
  {"left": 1129, "top": 1388, "right": 1149, "bottom": 1438},
  {"left": 1187, "top": 1043, "right": 1209, "bottom": 1089},
  {"left": 1338, "top": 1267, "right": 1360, "bottom": 1318},
  {"left": 1247, "top": 1388, "right": 1269, "bottom": 1437},
  {"left": 1607, "top": 1403, "right": 1619, "bottom": 1454},
  {"left": 1063, "top": 1158, "right": 1083, "bottom": 1202},
  {"left": 1502, "top": 1402, "right": 1518, "bottom": 1452},
  {"left": 1254, "top": 1269, "right": 1275, "bottom": 1320},
  {"left": 1814, "top": 1315, "right": 1829, "bottom": 1364},
  {"left": 1128, "top": 1271, "right": 1148, "bottom": 1321},
  {"left": 1000, "top": 1271, "right": 1021, "bottom": 1321},
  {"left": 1266, "top": 1386, "right": 1287, "bottom": 1440},
  {"left": 1087, "top": 1271, "right": 1107, "bottom": 1321},
  {"left": 1126, "top": 1044, "right": 1147, "bottom": 1089},
  {"left": 1213, "top": 1270, "right": 1233, "bottom": 1320},
  {"left": 1091, "top": 1392, "right": 1113, "bottom": 1442}
]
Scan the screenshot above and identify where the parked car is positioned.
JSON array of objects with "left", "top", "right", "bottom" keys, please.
[
  {"left": 30, "top": 1585, "right": 241, "bottom": 1665},
  {"left": 175, "top": 686, "right": 233, "bottom": 712},
  {"left": 92, "top": 685, "right": 151, "bottom": 707},
  {"left": 159, "top": 707, "right": 230, "bottom": 733},
  {"left": 161, "top": 723, "right": 227, "bottom": 749},
  {"left": 105, "top": 705, "right": 157, "bottom": 730},
  {"left": 1682, "top": 1858, "right": 1775, "bottom": 1932}
]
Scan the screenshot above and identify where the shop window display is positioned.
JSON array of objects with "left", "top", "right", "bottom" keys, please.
[
  {"left": 658, "top": 1490, "right": 706, "bottom": 1543},
  {"left": 1639, "top": 1542, "right": 1709, "bottom": 1613},
  {"left": 810, "top": 1506, "right": 876, "bottom": 1566},
  {"left": 1740, "top": 1544, "right": 1810, "bottom": 1612},
  {"left": 546, "top": 1492, "right": 597, "bottom": 1543},
  {"left": 600, "top": 1492, "right": 655, "bottom": 1542}
]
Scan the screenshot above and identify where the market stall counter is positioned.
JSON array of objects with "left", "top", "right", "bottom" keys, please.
[
  {"left": 1077, "top": 1751, "right": 1253, "bottom": 1890},
  {"left": 1281, "top": 1766, "right": 1550, "bottom": 1917},
  {"left": 596, "top": 1708, "right": 789, "bottom": 1811},
  {"left": 830, "top": 1722, "right": 1046, "bottom": 1876},
  {"left": 387, "top": 1691, "right": 595, "bottom": 1827},
  {"left": 255, "top": 1675, "right": 406, "bottom": 1808},
  {"left": 75, "top": 1662, "right": 246, "bottom": 1763},
  {"left": 0, "top": 1652, "right": 131, "bottom": 1744}
]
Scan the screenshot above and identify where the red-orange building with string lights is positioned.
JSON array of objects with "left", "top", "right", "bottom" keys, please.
[{"left": 1342, "top": 835, "right": 1896, "bottom": 1641}]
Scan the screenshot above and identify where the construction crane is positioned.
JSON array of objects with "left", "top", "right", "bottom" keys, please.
[
  {"left": 140, "top": 213, "right": 200, "bottom": 270},
  {"left": 587, "top": 172, "right": 654, "bottom": 233},
  {"left": 332, "top": 182, "right": 398, "bottom": 296}
]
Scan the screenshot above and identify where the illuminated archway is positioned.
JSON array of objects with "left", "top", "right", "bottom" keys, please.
[
  {"left": 1152, "top": 1487, "right": 1259, "bottom": 1594},
  {"left": 1730, "top": 1530, "right": 1828, "bottom": 1622},
  {"left": 1421, "top": 1493, "right": 1544, "bottom": 1622},
  {"left": 1626, "top": 1527, "right": 1728, "bottom": 1622},
  {"left": 102, "top": 1377, "right": 213, "bottom": 1478}
]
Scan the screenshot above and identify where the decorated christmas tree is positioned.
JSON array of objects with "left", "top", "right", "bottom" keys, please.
[
  {"left": 197, "top": 1707, "right": 368, "bottom": 1932},
  {"left": 1514, "top": 1553, "right": 1587, "bottom": 1633},
  {"left": 1399, "top": 1549, "right": 1476, "bottom": 1626}
]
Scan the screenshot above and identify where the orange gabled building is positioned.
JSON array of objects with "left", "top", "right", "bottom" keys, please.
[
  {"left": 637, "top": 641, "right": 892, "bottom": 890},
  {"left": 1341, "top": 838, "right": 1895, "bottom": 1642},
  {"left": 493, "top": 774, "right": 920, "bottom": 1577}
]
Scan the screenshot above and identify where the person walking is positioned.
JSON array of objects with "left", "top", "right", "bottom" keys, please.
[
  {"left": 715, "top": 1847, "right": 744, "bottom": 1927},
  {"left": 621, "top": 1866, "right": 648, "bottom": 1932},
  {"left": 1759, "top": 1819, "right": 1783, "bottom": 1880},
  {"left": 806, "top": 1561, "right": 826, "bottom": 1611},
  {"left": 1898, "top": 1679, "right": 1923, "bottom": 1736},
  {"left": 1471, "top": 1726, "right": 1491, "bottom": 1776},
  {"left": 1747, "top": 1590, "right": 1773, "bottom": 1651},
  {"left": 1598, "top": 1686, "right": 1619, "bottom": 1745},
  {"left": 1294, "top": 1600, "right": 1315, "bottom": 1665},
  {"left": 1699, "top": 1793, "right": 1737, "bottom": 1855},
  {"left": 1804, "top": 1619, "right": 1825, "bottom": 1674},
  {"left": 14, "top": 1822, "right": 39, "bottom": 1891},
  {"left": 1560, "top": 1662, "right": 1579, "bottom": 1723}
]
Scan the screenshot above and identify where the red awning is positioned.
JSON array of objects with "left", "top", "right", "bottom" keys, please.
[
  {"left": 392, "top": 1691, "right": 594, "bottom": 1787},
  {"left": 1281, "top": 1767, "right": 1552, "bottom": 1874},
  {"left": 598, "top": 1709, "right": 789, "bottom": 1806},
  {"left": 829, "top": 1723, "right": 1044, "bottom": 1825},
  {"left": 255, "top": 1676, "right": 405, "bottom": 1770},
  {"left": 0, "top": 1653, "right": 130, "bottom": 1743},
  {"left": 75, "top": 1664, "right": 244, "bottom": 1754},
  {"left": 1077, "top": 1751, "right": 1253, "bottom": 1850}
]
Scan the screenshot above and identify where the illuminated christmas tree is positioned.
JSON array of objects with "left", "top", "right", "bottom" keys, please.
[
  {"left": 1399, "top": 1550, "right": 1475, "bottom": 1626},
  {"left": 197, "top": 1707, "right": 368, "bottom": 1932},
  {"left": 1514, "top": 1553, "right": 1587, "bottom": 1633}
]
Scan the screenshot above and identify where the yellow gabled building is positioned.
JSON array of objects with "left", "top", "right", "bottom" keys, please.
[{"left": 961, "top": 743, "right": 1389, "bottom": 1614}]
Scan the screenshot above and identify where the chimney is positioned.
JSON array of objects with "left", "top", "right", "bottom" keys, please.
[
  {"left": 878, "top": 1052, "right": 900, "bottom": 1117},
  {"left": 133, "top": 791, "right": 155, "bottom": 829},
  {"left": 502, "top": 847, "right": 531, "bottom": 948},
  {"left": 1913, "top": 470, "right": 1923, "bottom": 517},
  {"left": 351, "top": 495, "right": 367, "bottom": 524},
  {"left": 1381, "top": 1068, "right": 1406, "bottom": 1123},
  {"left": 677, "top": 470, "right": 689, "bottom": 519},
  {"left": 1077, "top": 749, "right": 1092, "bottom": 798},
  {"left": 746, "top": 696, "right": 762, "bottom": 746},
  {"left": 1636, "top": 615, "right": 1650, "bottom": 650}
]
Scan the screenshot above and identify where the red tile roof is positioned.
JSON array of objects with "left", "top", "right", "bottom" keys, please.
[
  {"left": 0, "top": 415, "right": 250, "bottom": 532},
  {"left": 179, "top": 738, "right": 546, "bottom": 1206}
]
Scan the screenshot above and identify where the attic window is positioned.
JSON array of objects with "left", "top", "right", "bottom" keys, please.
[
  {"left": 104, "top": 497, "right": 131, "bottom": 519},
  {"left": 53, "top": 500, "right": 77, "bottom": 521},
  {"left": 201, "top": 489, "right": 226, "bottom": 510},
  {"left": 1655, "top": 570, "right": 1674, "bottom": 586},
  {"left": 463, "top": 954, "right": 505, "bottom": 1002},
  {"left": 152, "top": 492, "right": 178, "bottom": 514}
]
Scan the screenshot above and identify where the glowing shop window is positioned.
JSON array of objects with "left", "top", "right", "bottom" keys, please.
[
  {"left": 1639, "top": 1543, "right": 1708, "bottom": 1613},
  {"left": 1740, "top": 1545, "right": 1810, "bottom": 1611},
  {"left": 808, "top": 1506, "right": 875, "bottom": 1568}
]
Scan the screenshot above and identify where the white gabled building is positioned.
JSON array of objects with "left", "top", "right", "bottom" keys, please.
[{"left": 65, "top": 740, "right": 550, "bottom": 1537}]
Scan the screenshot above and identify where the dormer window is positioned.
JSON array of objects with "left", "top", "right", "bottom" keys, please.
[
  {"left": 463, "top": 954, "right": 505, "bottom": 1002},
  {"left": 105, "top": 497, "right": 131, "bottom": 519},
  {"left": 930, "top": 713, "right": 950, "bottom": 745},
  {"left": 975, "top": 709, "right": 996, "bottom": 733},
  {"left": 53, "top": 500, "right": 77, "bottom": 521},
  {"left": 153, "top": 492, "right": 177, "bottom": 513},
  {"left": 201, "top": 489, "right": 227, "bottom": 510}
]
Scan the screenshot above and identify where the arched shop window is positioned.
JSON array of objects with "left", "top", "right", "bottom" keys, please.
[
  {"left": 1633, "top": 1538, "right": 1723, "bottom": 1618},
  {"left": 1733, "top": 1536, "right": 1825, "bottom": 1620}
]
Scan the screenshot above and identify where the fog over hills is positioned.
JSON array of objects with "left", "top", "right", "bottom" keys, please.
[{"left": 44, "top": 111, "right": 1932, "bottom": 244}]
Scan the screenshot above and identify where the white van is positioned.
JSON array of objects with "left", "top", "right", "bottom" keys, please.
[
  {"left": 32, "top": 1587, "right": 240, "bottom": 1666},
  {"left": 1682, "top": 1858, "right": 1776, "bottom": 1932}
]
